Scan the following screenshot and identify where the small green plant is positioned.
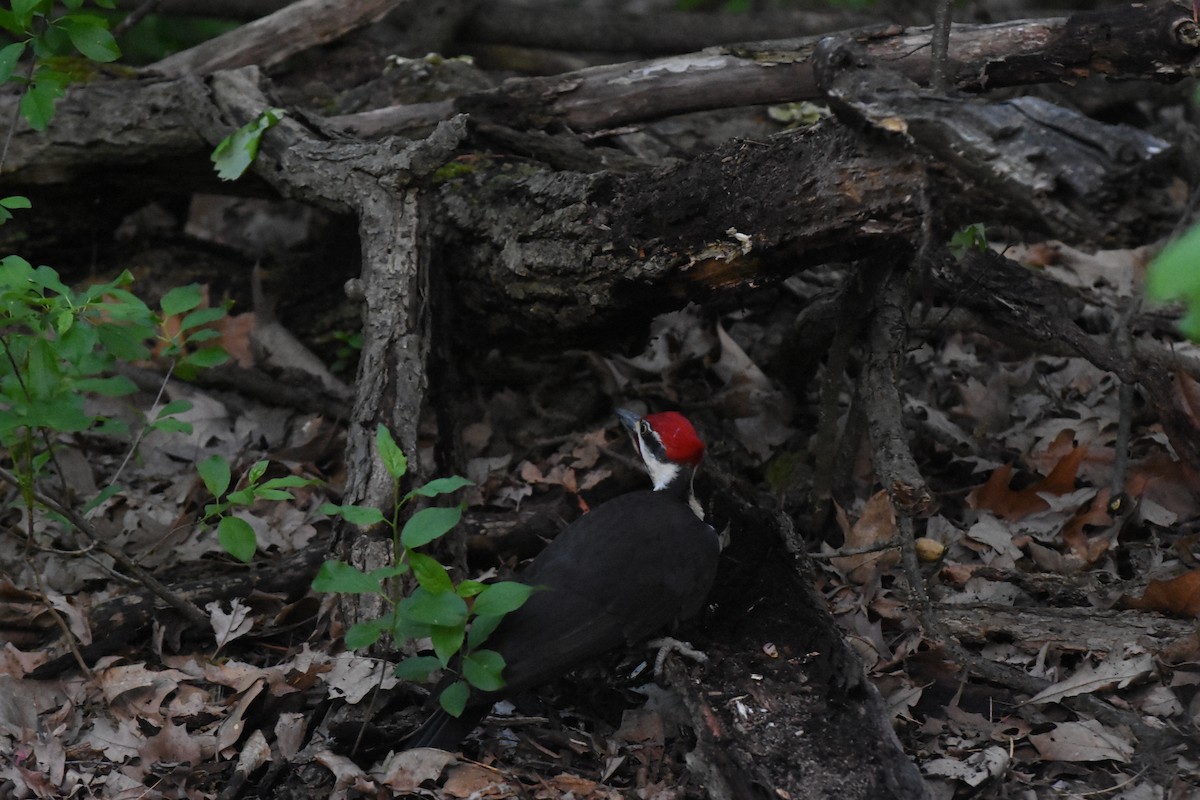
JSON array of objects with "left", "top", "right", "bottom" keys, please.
[
  {"left": 198, "top": 456, "right": 316, "bottom": 563},
  {"left": 1147, "top": 222, "right": 1200, "bottom": 341},
  {"left": 949, "top": 222, "right": 988, "bottom": 259},
  {"left": 0, "top": 265, "right": 227, "bottom": 503},
  {"left": 0, "top": 0, "right": 121, "bottom": 131},
  {"left": 312, "top": 424, "right": 535, "bottom": 717}
]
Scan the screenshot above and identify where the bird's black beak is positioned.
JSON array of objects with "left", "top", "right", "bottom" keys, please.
[{"left": 616, "top": 408, "right": 643, "bottom": 457}]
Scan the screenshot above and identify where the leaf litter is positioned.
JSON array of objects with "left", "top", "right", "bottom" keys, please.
[{"left": 6, "top": 237, "right": 1200, "bottom": 799}]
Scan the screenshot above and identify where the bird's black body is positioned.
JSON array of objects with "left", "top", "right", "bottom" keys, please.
[{"left": 405, "top": 411, "right": 718, "bottom": 752}]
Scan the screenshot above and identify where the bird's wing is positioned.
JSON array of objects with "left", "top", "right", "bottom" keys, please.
[{"left": 489, "top": 491, "right": 719, "bottom": 692}]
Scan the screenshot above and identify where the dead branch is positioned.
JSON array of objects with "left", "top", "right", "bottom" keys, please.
[
  {"left": 149, "top": 0, "right": 405, "bottom": 77},
  {"left": 330, "top": 3, "right": 1200, "bottom": 135}
]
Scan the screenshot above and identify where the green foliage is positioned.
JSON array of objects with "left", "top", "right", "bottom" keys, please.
[
  {"left": 0, "top": 258, "right": 231, "bottom": 523},
  {"left": 211, "top": 108, "right": 286, "bottom": 181},
  {"left": 0, "top": 194, "right": 31, "bottom": 225},
  {"left": 1147, "top": 223, "right": 1200, "bottom": 341},
  {"left": 949, "top": 223, "right": 988, "bottom": 259},
  {"left": 0, "top": 0, "right": 121, "bottom": 131},
  {"left": 311, "top": 424, "right": 532, "bottom": 716},
  {"left": 200, "top": 455, "right": 317, "bottom": 563}
]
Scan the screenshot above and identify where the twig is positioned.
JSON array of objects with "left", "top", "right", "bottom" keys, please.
[
  {"left": 0, "top": 465, "right": 210, "bottom": 629},
  {"left": 112, "top": 0, "right": 162, "bottom": 38},
  {"left": 930, "top": 0, "right": 954, "bottom": 91},
  {"left": 809, "top": 537, "right": 902, "bottom": 560}
]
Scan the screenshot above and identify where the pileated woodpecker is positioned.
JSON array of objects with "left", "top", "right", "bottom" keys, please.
[{"left": 405, "top": 408, "right": 719, "bottom": 751}]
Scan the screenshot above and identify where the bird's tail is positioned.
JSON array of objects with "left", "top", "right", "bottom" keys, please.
[{"left": 403, "top": 705, "right": 488, "bottom": 752}]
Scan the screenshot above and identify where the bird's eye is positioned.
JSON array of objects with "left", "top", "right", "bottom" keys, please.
[{"left": 639, "top": 420, "right": 651, "bottom": 435}]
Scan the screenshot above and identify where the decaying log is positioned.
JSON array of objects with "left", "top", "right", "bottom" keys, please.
[
  {"left": 938, "top": 603, "right": 1195, "bottom": 657},
  {"left": 813, "top": 37, "right": 1176, "bottom": 245},
  {"left": 331, "top": 3, "right": 1200, "bottom": 135}
]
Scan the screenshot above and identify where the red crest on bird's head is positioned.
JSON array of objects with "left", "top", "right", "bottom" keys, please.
[{"left": 644, "top": 412, "right": 705, "bottom": 466}]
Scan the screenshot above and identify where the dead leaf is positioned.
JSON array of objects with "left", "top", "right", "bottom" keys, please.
[
  {"left": 374, "top": 747, "right": 457, "bottom": 793},
  {"left": 969, "top": 444, "right": 1087, "bottom": 521},
  {"left": 208, "top": 599, "right": 254, "bottom": 652},
  {"left": 831, "top": 492, "right": 900, "bottom": 584},
  {"left": 1023, "top": 647, "right": 1154, "bottom": 706},
  {"left": 1028, "top": 719, "right": 1133, "bottom": 763},
  {"left": 1120, "top": 571, "right": 1200, "bottom": 618},
  {"left": 923, "top": 746, "right": 1009, "bottom": 787},
  {"left": 442, "top": 762, "right": 508, "bottom": 797},
  {"left": 1060, "top": 488, "right": 1114, "bottom": 565},
  {"left": 138, "top": 721, "right": 203, "bottom": 767}
]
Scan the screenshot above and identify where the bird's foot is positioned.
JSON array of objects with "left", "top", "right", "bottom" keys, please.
[{"left": 647, "top": 636, "right": 708, "bottom": 678}]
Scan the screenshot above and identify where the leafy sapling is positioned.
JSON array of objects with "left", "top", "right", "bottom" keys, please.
[
  {"left": 313, "top": 424, "right": 535, "bottom": 717},
  {"left": 199, "top": 455, "right": 316, "bottom": 563}
]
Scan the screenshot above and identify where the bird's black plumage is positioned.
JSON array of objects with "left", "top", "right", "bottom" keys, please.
[{"left": 405, "top": 412, "right": 718, "bottom": 752}]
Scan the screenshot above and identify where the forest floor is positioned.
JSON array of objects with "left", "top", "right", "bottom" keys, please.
[{"left": 3, "top": 223, "right": 1200, "bottom": 799}]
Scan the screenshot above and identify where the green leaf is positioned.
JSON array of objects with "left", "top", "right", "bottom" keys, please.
[
  {"left": 155, "top": 399, "right": 192, "bottom": 419},
  {"left": 472, "top": 581, "right": 535, "bottom": 617},
  {"left": 311, "top": 560, "right": 383, "bottom": 594},
  {"left": 246, "top": 460, "right": 268, "bottom": 485},
  {"left": 394, "top": 655, "right": 442, "bottom": 681},
  {"left": 20, "top": 70, "right": 66, "bottom": 130},
  {"left": 147, "top": 417, "right": 192, "bottom": 435},
  {"left": 210, "top": 108, "right": 285, "bottom": 181},
  {"left": 11, "top": 0, "right": 41, "bottom": 29},
  {"left": 82, "top": 483, "right": 122, "bottom": 513},
  {"left": 179, "top": 305, "right": 226, "bottom": 331},
  {"left": 408, "top": 551, "right": 453, "bottom": 594},
  {"left": 400, "top": 505, "right": 462, "bottom": 549},
  {"left": 404, "top": 587, "right": 468, "bottom": 627},
  {"left": 0, "top": 194, "right": 31, "bottom": 210},
  {"left": 462, "top": 649, "right": 506, "bottom": 692},
  {"left": 198, "top": 455, "right": 231, "bottom": 498},
  {"left": 159, "top": 284, "right": 203, "bottom": 316},
  {"left": 74, "top": 375, "right": 136, "bottom": 397},
  {"left": 375, "top": 423, "right": 407, "bottom": 479},
  {"left": 431, "top": 623, "right": 465, "bottom": 666},
  {"left": 438, "top": 680, "right": 470, "bottom": 718},
  {"left": 1148, "top": 223, "right": 1200, "bottom": 302},
  {"left": 409, "top": 475, "right": 473, "bottom": 499},
  {"left": 467, "top": 613, "right": 504, "bottom": 650},
  {"left": 949, "top": 223, "right": 987, "bottom": 259},
  {"left": 455, "top": 580, "right": 486, "bottom": 598},
  {"left": 319, "top": 502, "right": 386, "bottom": 527},
  {"left": 59, "top": 14, "right": 120, "bottom": 62},
  {"left": 344, "top": 619, "right": 386, "bottom": 649},
  {"left": 218, "top": 515, "right": 256, "bottom": 562},
  {"left": 179, "top": 345, "right": 229, "bottom": 369}
]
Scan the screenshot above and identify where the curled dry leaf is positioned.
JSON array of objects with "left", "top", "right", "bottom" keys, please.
[
  {"left": 1023, "top": 647, "right": 1154, "bottom": 706},
  {"left": 831, "top": 491, "right": 900, "bottom": 584}
]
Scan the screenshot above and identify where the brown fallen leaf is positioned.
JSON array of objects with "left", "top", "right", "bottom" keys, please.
[
  {"left": 831, "top": 491, "right": 900, "bottom": 584},
  {"left": 968, "top": 443, "right": 1087, "bottom": 521},
  {"left": 1120, "top": 571, "right": 1200, "bottom": 618}
]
